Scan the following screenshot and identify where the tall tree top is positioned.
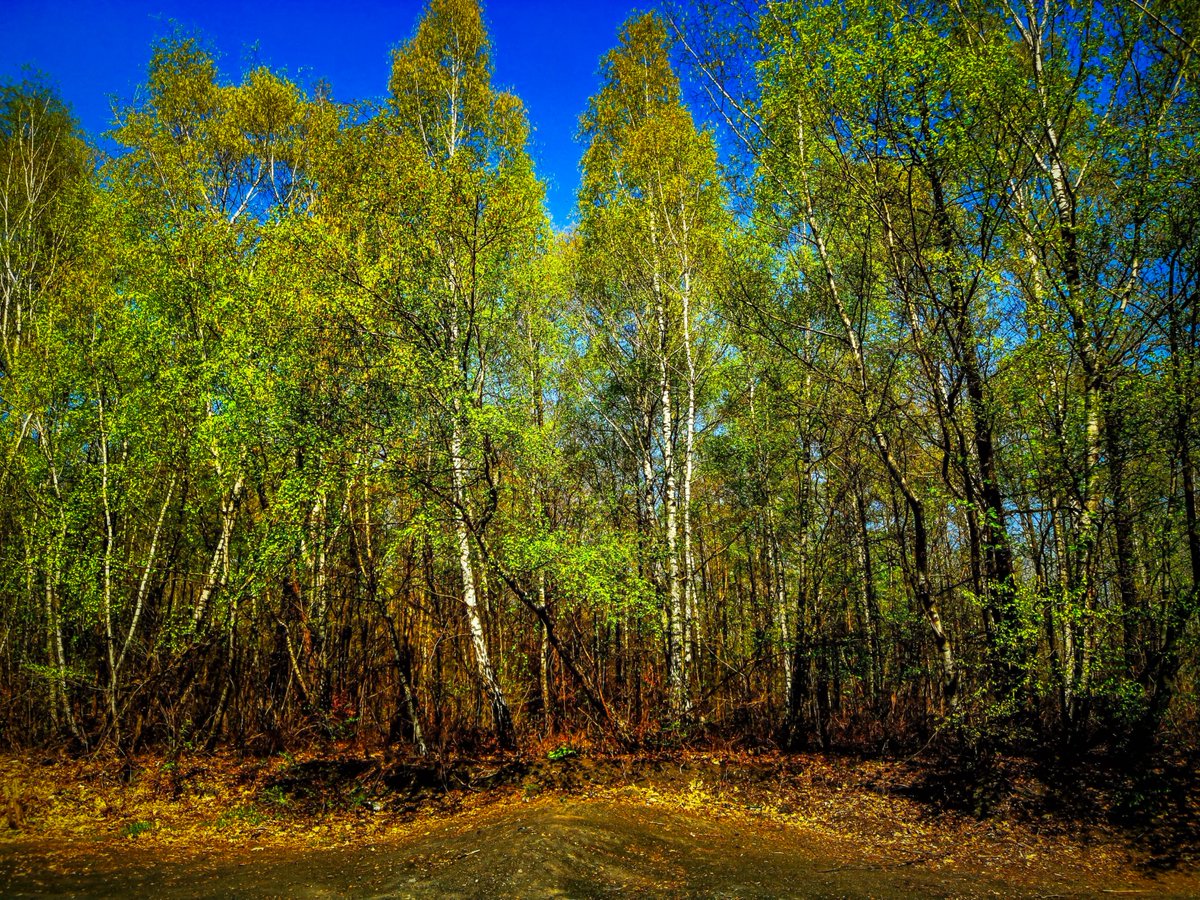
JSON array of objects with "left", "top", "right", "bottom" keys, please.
[
  {"left": 579, "top": 11, "right": 719, "bottom": 227},
  {"left": 581, "top": 12, "right": 681, "bottom": 145},
  {"left": 389, "top": 0, "right": 525, "bottom": 164}
]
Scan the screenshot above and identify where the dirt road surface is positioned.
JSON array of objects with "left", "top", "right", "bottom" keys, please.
[{"left": 0, "top": 795, "right": 1183, "bottom": 898}]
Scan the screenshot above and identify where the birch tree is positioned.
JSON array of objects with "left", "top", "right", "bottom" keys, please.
[{"left": 577, "top": 13, "right": 726, "bottom": 715}]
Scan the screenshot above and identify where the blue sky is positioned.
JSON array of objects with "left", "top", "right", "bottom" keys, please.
[{"left": 0, "top": 0, "right": 642, "bottom": 228}]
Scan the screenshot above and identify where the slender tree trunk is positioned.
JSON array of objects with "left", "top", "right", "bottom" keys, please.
[
  {"left": 97, "top": 395, "right": 120, "bottom": 743},
  {"left": 1104, "top": 396, "right": 1140, "bottom": 674},
  {"left": 795, "top": 117, "right": 958, "bottom": 707},
  {"left": 192, "top": 473, "right": 244, "bottom": 629},
  {"left": 1034, "top": 31, "right": 1103, "bottom": 739},
  {"left": 923, "top": 164, "right": 1022, "bottom": 693},
  {"left": 41, "top": 433, "right": 85, "bottom": 745},
  {"left": 539, "top": 572, "right": 553, "bottom": 733},
  {"left": 449, "top": 413, "right": 514, "bottom": 747},
  {"left": 855, "top": 484, "right": 884, "bottom": 712},
  {"left": 680, "top": 213, "right": 699, "bottom": 681},
  {"left": 652, "top": 220, "right": 686, "bottom": 715},
  {"left": 114, "top": 474, "right": 175, "bottom": 683},
  {"left": 769, "top": 518, "right": 791, "bottom": 705}
]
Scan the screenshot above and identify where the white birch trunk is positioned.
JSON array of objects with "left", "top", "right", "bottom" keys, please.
[
  {"left": 680, "top": 212, "right": 699, "bottom": 675},
  {"left": 652, "top": 218, "right": 686, "bottom": 712},
  {"left": 450, "top": 413, "right": 512, "bottom": 741},
  {"left": 192, "top": 473, "right": 244, "bottom": 629}
]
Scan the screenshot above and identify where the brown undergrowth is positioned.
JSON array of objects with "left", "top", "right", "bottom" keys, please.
[{"left": 1, "top": 743, "right": 1197, "bottom": 894}]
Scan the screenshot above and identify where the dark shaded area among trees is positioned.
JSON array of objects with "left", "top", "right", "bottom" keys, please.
[{"left": 1, "top": 0, "right": 1197, "bottom": 765}]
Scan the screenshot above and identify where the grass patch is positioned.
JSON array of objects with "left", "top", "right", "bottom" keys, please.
[
  {"left": 215, "top": 804, "right": 264, "bottom": 830},
  {"left": 120, "top": 819, "right": 155, "bottom": 839},
  {"left": 547, "top": 744, "right": 579, "bottom": 762}
]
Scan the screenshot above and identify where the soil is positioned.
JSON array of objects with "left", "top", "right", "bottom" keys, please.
[
  {"left": 0, "top": 796, "right": 1161, "bottom": 899},
  {"left": 2, "top": 749, "right": 1198, "bottom": 898}
]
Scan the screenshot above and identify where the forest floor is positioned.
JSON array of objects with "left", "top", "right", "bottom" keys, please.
[{"left": 1, "top": 745, "right": 1199, "bottom": 897}]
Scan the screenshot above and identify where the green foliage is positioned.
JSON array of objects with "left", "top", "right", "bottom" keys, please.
[
  {"left": 0, "top": 0, "right": 1197, "bottom": 759},
  {"left": 120, "top": 820, "right": 156, "bottom": 839},
  {"left": 215, "top": 805, "right": 264, "bottom": 829},
  {"left": 260, "top": 785, "right": 290, "bottom": 808}
]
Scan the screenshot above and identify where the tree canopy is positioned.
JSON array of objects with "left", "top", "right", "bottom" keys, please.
[{"left": 0, "top": 0, "right": 1197, "bottom": 760}]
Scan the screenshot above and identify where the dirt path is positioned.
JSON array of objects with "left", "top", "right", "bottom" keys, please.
[{"left": 0, "top": 795, "right": 1186, "bottom": 898}]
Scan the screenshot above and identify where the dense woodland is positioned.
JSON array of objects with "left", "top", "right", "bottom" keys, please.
[{"left": 0, "top": 0, "right": 1197, "bottom": 761}]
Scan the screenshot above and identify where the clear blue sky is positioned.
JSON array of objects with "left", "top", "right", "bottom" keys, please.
[{"left": 0, "top": 0, "right": 643, "bottom": 228}]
